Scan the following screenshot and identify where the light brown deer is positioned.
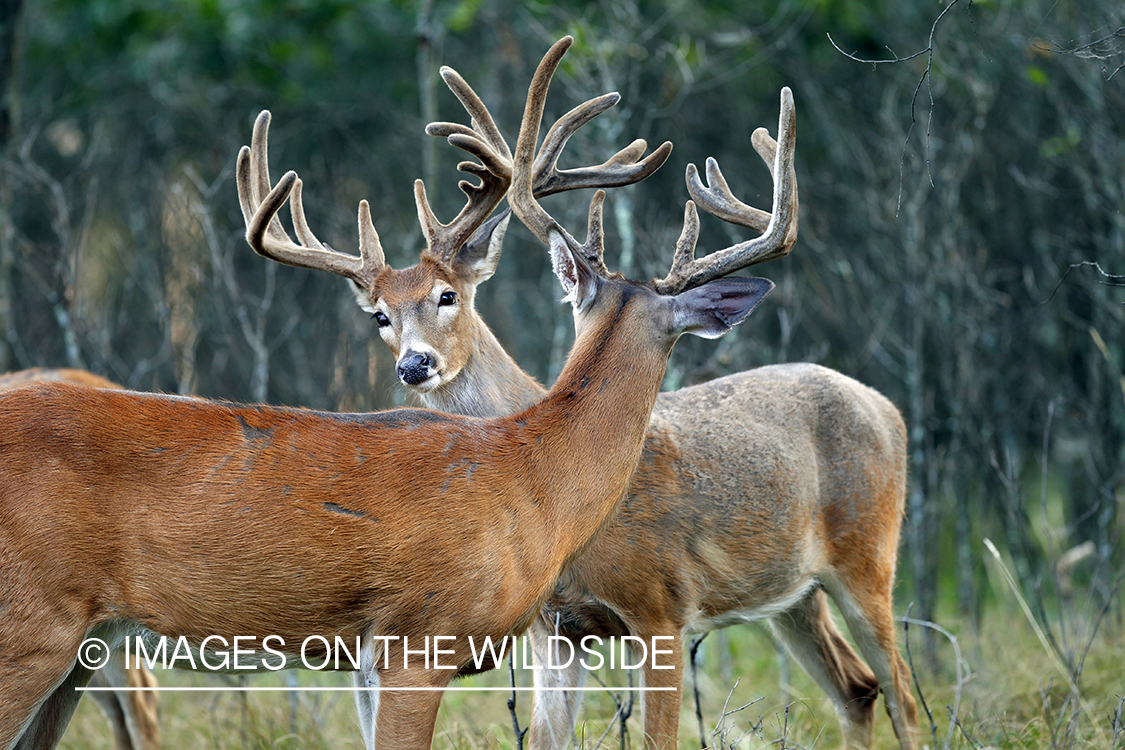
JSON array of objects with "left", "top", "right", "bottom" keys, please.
[
  {"left": 241, "top": 38, "right": 918, "bottom": 750},
  {"left": 0, "top": 367, "right": 122, "bottom": 391},
  {"left": 0, "top": 37, "right": 784, "bottom": 750},
  {"left": 0, "top": 368, "right": 160, "bottom": 750}
]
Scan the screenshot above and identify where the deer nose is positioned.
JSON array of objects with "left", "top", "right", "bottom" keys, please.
[{"left": 396, "top": 351, "right": 436, "bottom": 386}]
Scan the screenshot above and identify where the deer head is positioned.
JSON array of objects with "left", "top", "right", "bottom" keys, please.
[
  {"left": 507, "top": 37, "right": 796, "bottom": 349},
  {"left": 237, "top": 74, "right": 670, "bottom": 411}
]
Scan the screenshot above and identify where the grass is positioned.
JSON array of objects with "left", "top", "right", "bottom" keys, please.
[{"left": 55, "top": 603, "right": 1125, "bottom": 749}]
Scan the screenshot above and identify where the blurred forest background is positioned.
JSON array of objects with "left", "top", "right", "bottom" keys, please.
[{"left": 2, "top": 0, "right": 1123, "bottom": 746}]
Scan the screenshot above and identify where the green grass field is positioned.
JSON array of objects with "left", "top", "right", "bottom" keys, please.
[{"left": 57, "top": 600, "right": 1123, "bottom": 750}]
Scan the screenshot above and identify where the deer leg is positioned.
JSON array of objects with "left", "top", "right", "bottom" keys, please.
[
  {"left": 10, "top": 659, "right": 95, "bottom": 750},
  {"left": 371, "top": 666, "right": 449, "bottom": 750},
  {"left": 90, "top": 652, "right": 160, "bottom": 750},
  {"left": 352, "top": 669, "right": 379, "bottom": 750},
  {"left": 822, "top": 576, "right": 919, "bottom": 750},
  {"left": 636, "top": 632, "right": 684, "bottom": 750},
  {"left": 769, "top": 588, "right": 879, "bottom": 749},
  {"left": 0, "top": 610, "right": 92, "bottom": 750},
  {"left": 352, "top": 632, "right": 387, "bottom": 750},
  {"left": 528, "top": 618, "right": 587, "bottom": 750},
  {"left": 87, "top": 669, "right": 133, "bottom": 750},
  {"left": 122, "top": 660, "right": 160, "bottom": 750}
]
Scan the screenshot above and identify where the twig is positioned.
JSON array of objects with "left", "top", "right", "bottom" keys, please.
[
  {"left": 828, "top": 0, "right": 964, "bottom": 211},
  {"left": 1034, "top": 26, "right": 1125, "bottom": 81},
  {"left": 619, "top": 668, "right": 634, "bottom": 750},
  {"left": 954, "top": 716, "right": 986, "bottom": 749},
  {"left": 508, "top": 650, "right": 527, "bottom": 750},
  {"left": 897, "top": 615, "right": 965, "bottom": 750},
  {"left": 902, "top": 603, "right": 939, "bottom": 747},
  {"left": 587, "top": 667, "right": 632, "bottom": 750},
  {"left": 709, "top": 679, "right": 764, "bottom": 749},
  {"left": 690, "top": 632, "right": 710, "bottom": 749},
  {"left": 1110, "top": 694, "right": 1124, "bottom": 747},
  {"left": 1042, "top": 260, "right": 1125, "bottom": 306}
]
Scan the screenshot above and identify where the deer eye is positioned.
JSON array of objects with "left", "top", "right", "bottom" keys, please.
[
  {"left": 371, "top": 311, "right": 391, "bottom": 327},
  {"left": 438, "top": 290, "right": 458, "bottom": 306}
]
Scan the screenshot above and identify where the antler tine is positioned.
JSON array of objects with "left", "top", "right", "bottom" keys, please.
[
  {"left": 432, "top": 36, "right": 669, "bottom": 278},
  {"left": 685, "top": 126, "right": 799, "bottom": 238},
  {"left": 509, "top": 39, "right": 582, "bottom": 242},
  {"left": 415, "top": 68, "right": 512, "bottom": 265},
  {"left": 436, "top": 66, "right": 512, "bottom": 164},
  {"left": 534, "top": 96, "right": 673, "bottom": 197},
  {"left": 429, "top": 83, "right": 672, "bottom": 201},
  {"left": 748, "top": 126, "right": 800, "bottom": 249},
  {"left": 237, "top": 110, "right": 385, "bottom": 288},
  {"left": 653, "top": 86, "right": 798, "bottom": 295},
  {"left": 506, "top": 37, "right": 615, "bottom": 279}
]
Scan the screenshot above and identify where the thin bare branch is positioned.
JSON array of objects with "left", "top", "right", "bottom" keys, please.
[{"left": 829, "top": 0, "right": 964, "bottom": 211}]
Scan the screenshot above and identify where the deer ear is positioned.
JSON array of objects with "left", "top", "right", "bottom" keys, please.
[
  {"left": 350, "top": 281, "right": 377, "bottom": 315},
  {"left": 452, "top": 210, "right": 510, "bottom": 285},
  {"left": 672, "top": 276, "right": 773, "bottom": 339},
  {"left": 548, "top": 228, "right": 599, "bottom": 311}
]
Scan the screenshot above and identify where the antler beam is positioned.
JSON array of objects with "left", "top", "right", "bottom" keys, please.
[
  {"left": 237, "top": 111, "right": 385, "bottom": 288},
  {"left": 653, "top": 86, "right": 798, "bottom": 295},
  {"left": 427, "top": 36, "right": 671, "bottom": 277}
]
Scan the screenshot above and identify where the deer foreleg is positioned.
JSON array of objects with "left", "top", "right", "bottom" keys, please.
[
  {"left": 527, "top": 618, "right": 587, "bottom": 750},
  {"left": 636, "top": 631, "right": 684, "bottom": 750}
]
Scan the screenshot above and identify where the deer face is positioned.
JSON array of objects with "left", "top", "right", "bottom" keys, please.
[
  {"left": 353, "top": 213, "right": 508, "bottom": 393},
  {"left": 354, "top": 259, "right": 476, "bottom": 392}
]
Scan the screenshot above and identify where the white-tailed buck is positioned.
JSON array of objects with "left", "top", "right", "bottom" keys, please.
[
  {"left": 0, "top": 368, "right": 160, "bottom": 750},
  {"left": 0, "top": 38, "right": 780, "bottom": 750},
  {"left": 242, "top": 36, "right": 918, "bottom": 750}
]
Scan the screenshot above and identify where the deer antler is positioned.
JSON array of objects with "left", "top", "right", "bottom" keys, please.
[
  {"left": 505, "top": 39, "right": 797, "bottom": 295},
  {"left": 428, "top": 83, "right": 669, "bottom": 197},
  {"left": 412, "top": 66, "right": 513, "bottom": 265},
  {"left": 426, "top": 41, "right": 671, "bottom": 273},
  {"left": 654, "top": 87, "right": 798, "bottom": 295},
  {"left": 236, "top": 111, "right": 385, "bottom": 288},
  {"left": 504, "top": 37, "right": 624, "bottom": 278}
]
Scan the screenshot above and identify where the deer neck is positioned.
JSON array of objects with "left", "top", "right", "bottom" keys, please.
[
  {"left": 423, "top": 317, "right": 545, "bottom": 418},
  {"left": 517, "top": 288, "right": 667, "bottom": 563}
]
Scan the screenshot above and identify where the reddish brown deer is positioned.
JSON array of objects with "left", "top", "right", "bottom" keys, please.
[
  {"left": 0, "top": 368, "right": 160, "bottom": 750},
  {"left": 0, "top": 37, "right": 785, "bottom": 750},
  {"left": 240, "top": 38, "right": 918, "bottom": 750}
]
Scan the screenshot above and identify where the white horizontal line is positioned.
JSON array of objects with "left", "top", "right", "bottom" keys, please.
[{"left": 77, "top": 686, "right": 675, "bottom": 693}]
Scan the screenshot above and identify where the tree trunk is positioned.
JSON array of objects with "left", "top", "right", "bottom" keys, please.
[{"left": 0, "top": 0, "right": 25, "bottom": 373}]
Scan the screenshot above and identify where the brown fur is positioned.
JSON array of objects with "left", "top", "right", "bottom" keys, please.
[
  {"left": 346, "top": 105, "right": 918, "bottom": 750},
  {"left": 366, "top": 286, "right": 919, "bottom": 749},
  {"left": 0, "top": 367, "right": 121, "bottom": 391},
  {"left": 0, "top": 368, "right": 160, "bottom": 750},
  {"left": 235, "top": 35, "right": 917, "bottom": 749},
  {"left": 0, "top": 279, "right": 689, "bottom": 750}
]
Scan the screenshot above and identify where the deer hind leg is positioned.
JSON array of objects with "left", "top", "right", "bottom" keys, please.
[
  {"left": 769, "top": 588, "right": 879, "bottom": 749},
  {"left": 528, "top": 618, "right": 588, "bottom": 750},
  {"left": 352, "top": 669, "right": 380, "bottom": 750},
  {"left": 87, "top": 670, "right": 132, "bottom": 750},
  {"left": 822, "top": 573, "right": 919, "bottom": 750},
  {"left": 123, "top": 662, "right": 160, "bottom": 750},
  {"left": 90, "top": 652, "right": 160, "bottom": 750}
]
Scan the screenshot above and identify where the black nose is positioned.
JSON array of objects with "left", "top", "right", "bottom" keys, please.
[{"left": 397, "top": 351, "right": 436, "bottom": 386}]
